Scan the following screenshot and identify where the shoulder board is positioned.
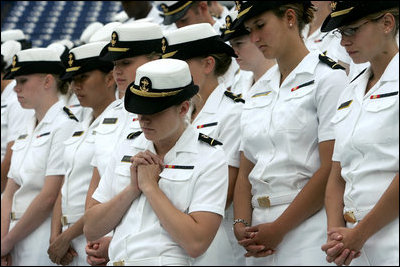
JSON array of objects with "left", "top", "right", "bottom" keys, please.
[
  {"left": 350, "top": 68, "right": 367, "bottom": 83},
  {"left": 318, "top": 53, "right": 345, "bottom": 70},
  {"left": 127, "top": 131, "right": 142, "bottom": 139},
  {"left": 224, "top": 90, "right": 245, "bottom": 103},
  {"left": 63, "top": 106, "right": 79, "bottom": 122},
  {"left": 198, "top": 133, "right": 223, "bottom": 146}
]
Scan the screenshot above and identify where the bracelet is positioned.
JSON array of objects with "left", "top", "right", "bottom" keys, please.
[{"left": 233, "top": 218, "right": 250, "bottom": 227}]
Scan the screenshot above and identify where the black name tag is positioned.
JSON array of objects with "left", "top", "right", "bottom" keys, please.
[
  {"left": 121, "top": 155, "right": 132, "bottom": 163},
  {"left": 72, "top": 131, "right": 84, "bottom": 137},
  {"left": 103, "top": 118, "right": 118, "bottom": 124}
]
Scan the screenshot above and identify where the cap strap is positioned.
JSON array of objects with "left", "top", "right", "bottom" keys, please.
[{"left": 130, "top": 86, "right": 183, "bottom": 98}]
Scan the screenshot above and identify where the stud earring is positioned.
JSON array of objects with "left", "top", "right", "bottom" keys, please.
[{"left": 289, "top": 23, "right": 293, "bottom": 27}]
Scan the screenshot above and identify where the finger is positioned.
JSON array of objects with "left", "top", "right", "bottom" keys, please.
[
  {"left": 238, "top": 238, "right": 257, "bottom": 247},
  {"left": 326, "top": 242, "right": 344, "bottom": 257},
  {"left": 334, "top": 248, "right": 350, "bottom": 266},
  {"left": 344, "top": 250, "right": 357, "bottom": 266},
  {"left": 331, "top": 232, "right": 343, "bottom": 241},
  {"left": 88, "top": 255, "right": 107, "bottom": 265},
  {"left": 252, "top": 249, "right": 275, "bottom": 258},
  {"left": 245, "top": 244, "right": 266, "bottom": 253},
  {"left": 354, "top": 251, "right": 361, "bottom": 258},
  {"left": 326, "top": 255, "right": 335, "bottom": 263},
  {"left": 138, "top": 152, "right": 156, "bottom": 164},
  {"left": 321, "top": 240, "right": 340, "bottom": 251}
]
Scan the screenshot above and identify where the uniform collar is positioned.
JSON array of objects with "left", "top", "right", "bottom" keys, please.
[
  {"left": 201, "top": 83, "right": 226, "bottom": 114},
  {"left": 133, "top": 124, "right": 198, "bottom": 157},
  {"left": 41, "top": 100, "right": 64, "bottom": 124},
  {"left": 380, "top": 52, "right": 399, "bottom": 83},
  {"left": 293, "top": 51, "right": 319, "bottom": 75}
]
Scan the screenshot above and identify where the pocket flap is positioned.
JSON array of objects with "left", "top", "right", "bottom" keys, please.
[
  {"left": 365, "top": 96, "right": 397, "bottom": 112},
  {"left": 331, "top": 108, "right": 351, "bottom": 124},
  {"left": 245, "top": 92, "right": 273, "bottom": 109},
  {"left": 159, "top": 167, "right": 194, "bottom": 182}
]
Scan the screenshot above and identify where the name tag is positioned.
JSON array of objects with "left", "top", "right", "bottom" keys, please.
[
  {"left": 338, "top": 100, "right": 353, "bottom": 110},
  {"left": 17, "top": 134, "right": 28, "bottom": 140},
  {"left": 103, "top": 118, "right": 118, "bottom": 124},
  {"left": 72, "top": 131, "right": 84, "bottom": 137},
  {"left": 251, "top": 91, "right": 271, "bottom": 98},
  {"left": 121, "top": 155, "right": 132, "bottom": 163}
]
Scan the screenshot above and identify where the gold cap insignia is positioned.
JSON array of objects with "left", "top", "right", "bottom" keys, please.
[
  {"left": 161, "top": 38, "right": 167, "bottom": 54},
  {"left": 160, "top": 4, "right": 168, "bottom": 13},
  {"left": 111, "top": 32, "right": 117, "bottom": 47},
  {"left": 330, "top": 1, "right": 337, "bottom": 11},
  {"left": 235, "top": 1, "right": 241, "bottom": 12},
  {"left": 68, "top": 53, "right": 74, "bottom": 67},
  {"left": 12, "top": 55, "right": 17, "bottom": 68},
  {"left": 139, "top": 77, "right": 151, "bottom": 92}
]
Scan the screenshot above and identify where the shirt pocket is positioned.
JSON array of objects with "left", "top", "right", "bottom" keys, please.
[
  {"left": 358, "top": 96, "right": 398, "bottom": 144},
  {"left": 242, "top": 93, "right": 273, "bottom": 137},
  {"left": 114, "top": 164, "right": 131, "bottom": 192},
  {"left": 277, "top": 85, "right": 314, "bottom": 131},
  {"left": 159, "top": 168, "right": 194, "bottom": 212},
  {"left": 95, "top": 121, "right": 119, "bottom": 135}
]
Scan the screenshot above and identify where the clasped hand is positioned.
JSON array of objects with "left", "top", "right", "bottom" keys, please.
[{"left": 130, "top": 150, "right": 164, "bottom": 193}]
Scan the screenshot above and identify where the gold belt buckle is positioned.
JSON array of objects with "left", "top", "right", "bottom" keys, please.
[
  {"left": 257, "top": 196, "right": 270, "bottom": 208},
  {"left": 10, "top": 212, "right": 16, "bottom": 220},
  {"left": 344, "top": 211, "right": 357, "bottom": 223},
  {"left": 61, "top": 215, "right": 68, "bottom": 226},
  {"left": 113, "top": 260, "right": 125, "bottom": 266}
]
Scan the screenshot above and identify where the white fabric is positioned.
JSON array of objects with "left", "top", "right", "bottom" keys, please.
[
  {"left": 59, "top": 93, "right": 93, "bottom": 123},
  {"left": 191, "top": 83, "right": 242, "bottom": 265},
  {"left": 93, "top": 125, "right": 228, "bottom": 264},
  {"left": 229, "top": 69, "right": 254, "bottom": 100},
  {"left": 1, "top": 80, "right": 34, "bottom": 161},
  {"left": 91, "top": 98, "right": 141, "bottom": 177},
  {"left": 240, "top": 52, "right": 348, "bottom": 265},
  {"left": 7, "top": 100, "right": 77, "bottom": 265},
  {"left": 332, "top": 53, "right": 398, "bottom": 226}
]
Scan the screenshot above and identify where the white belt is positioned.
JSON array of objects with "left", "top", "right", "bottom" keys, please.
[
  {"left": 61, "top": 213, "right": 83, "bottom": 226},
  {"left": 10, "top": 211, "right": 24, "bottom": 221},
  {"left": 113, "top": 256, "right": 190, "bottom": 266},
  {"left": 343, "top": 208, "right": 371, "bottom": 224},
  {"left": 252, "top": 191, "right": 300, "bottom": 208}
]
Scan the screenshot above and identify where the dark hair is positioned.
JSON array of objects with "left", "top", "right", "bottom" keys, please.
[
  {"left": 272, "top": 3, "right": 314, "bottom": 34},
  {"left": 53, "top": 74, "right": 69, "bottom": 95},
  {"left": 207, "top": 53, "right": 232, "bottom": 77}
]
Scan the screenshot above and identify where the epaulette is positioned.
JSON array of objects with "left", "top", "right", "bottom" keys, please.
[
  {"left": 127, "top": 131, "right": 142, "bottom": 139},
  {"left": 224, "top": 90, "right": 245, "bottom": 103},
  {"left": 63, "top": 106, "right": 79, "bottom": 122},
  {"left": 198, "top": 133, "right": 223, "bottom": 146},
  {"left": 318, "top": 53, "right": 345, "bottom": 70},
  {"left": 350, "top": 68, "right": 367, "bottom": 83}
]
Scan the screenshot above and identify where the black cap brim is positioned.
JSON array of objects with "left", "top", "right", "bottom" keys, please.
[
  {"left": 162, "top": 4, "right": 192, "bottom": 25},
  {"left": 3, "top": 61, "right": 64, "bottom": 79},
  {"left": 60, "top": 59, "right": 113, "bottom": 80}
]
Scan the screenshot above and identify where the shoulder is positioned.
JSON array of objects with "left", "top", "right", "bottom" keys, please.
[
  {"left": 318, "top": 53, "right": 346, "bottom": 70},
  {"left": 198, "top": 133, "right": 223, "bottom": 147},
  {"left": 224, "top": 90, "right": 245, "bottom": 103},
  {"left": 63, "top": 106, "right": 79, "bottom": 122},
  {"left": 126, "top": 131, "right": 142, "bottom": 140}
]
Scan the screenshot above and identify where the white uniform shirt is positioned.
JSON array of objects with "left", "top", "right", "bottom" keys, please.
[
  {"left": 240, "top": 51, "right": 347, "bottom": 202},
  {"left": 230, "top": 69, "right": 254, "bottom": 100},
  {"left": 1, "top": 80, "right": 34, "bottom": 161},
  {"left": 59, "top": 93, "right": 92, "bottom": 123},
  {"left": 91, "top": 98, "right": 141, "bottom": 177},
  {"left": 61, "top": 100, "right": 116, "bottom": 219},
  {"left": 192, "top": 83, "right": 243, "bottom": 168},
  {"left": 302, "top": 24, "right": 350, "bottom": 65},
  {"left": 8, "top": 100, "right": 78, "bottom": 212},
  {"left": 93, "top": 125, "right": 228, "bottom": 264},
  {"left": 332, "top": 53, "right": 399, "bottom": 216}
]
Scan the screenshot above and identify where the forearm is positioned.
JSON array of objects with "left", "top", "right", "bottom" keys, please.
[
  {"left": 84, "top": 185, "right": 139, "bottom": 241},
  {"left": 85, "top": 167, "right": 101, "bottom": 210},
  {"left": 50, "top": 191, "right": 63, "bottom": 241},
  {"left": 275, "top": 163, "right": 331, "bottom": 234},
  {"left": 0, "top": 142, "right": 13, "bottom": 193},
  {"left": 325, "top": 161, "right": 346, "bottom": 229},
  {"left": 5, "top": 191, "right": 56, "bottom": 245},
  {"left": 1, "top": 196, "right": 12, "bottom": 240},
  {"left": 226, "top": 166, "right": 239, "bottom": 210},
  {"left": 233, "top": 168, "right": 253, "bottom": 224},
  {"left": 143, "top": 185, "right": 221, "bottom": 258},
  {"left": 61, "top": 218, "right": 84, "bottom": 242},
  {"left": 355, "top": 173, "right": 399, "bottom": 243}
]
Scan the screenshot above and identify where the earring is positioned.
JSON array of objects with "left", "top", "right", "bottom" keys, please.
[{"left": 289, "top": 23, "right": 293, "bottom": 27}]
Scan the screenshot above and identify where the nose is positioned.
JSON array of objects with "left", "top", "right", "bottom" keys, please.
[
  {"left": 249, "top": 31, "right": 259, "bottom": 44},
  {"left": 340, "top": 35, "right": 352, "bottom": 47}
]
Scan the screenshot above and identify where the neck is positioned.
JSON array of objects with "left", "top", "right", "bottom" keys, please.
[
  {"left": 198, "top": 77, "right": 218, "bottom": 104},
  {"left": 92, "top": 93, "right": 116, "bottom": 120},
  {"left": 253, "top": 59, "right": 276, "bottom": 82},
  {"left": 154, "top": 122, "right": 187, "bottom": 158},
  {"left": 277, "top": 41, "right": 309, "bottom": 85},
  {"left": 366, "top": 43, "right": 398, "bottom": 92},
  {"left": 35, "top": 95, "right": 59, "bottom": 124}
]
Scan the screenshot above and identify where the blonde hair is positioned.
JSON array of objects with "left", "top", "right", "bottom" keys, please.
[
  {"left": 272, "top": 3, "right": 314, "bottom": 33},
  {"left": 364, "top": 8, "right": 399, "bottom": 37}
]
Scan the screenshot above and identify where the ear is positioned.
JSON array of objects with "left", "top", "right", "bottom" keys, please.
[
  {"left": 285, "top": 8, "right": 297, "bottom": 28},
  {"left": 202, "top": 56, "right": 216, "bottom": 75},
  {"left": 179, "top": 100, "right": 190, "bottom": 118},
  {"left": 43, "top": 74, "right": 55, "bottom": 90},
  {"left": 382, "top": 13, "right": 395, "bottom": 35},
  {"left": 105, "top": 70, "right": 116, "bottom": 89}
]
